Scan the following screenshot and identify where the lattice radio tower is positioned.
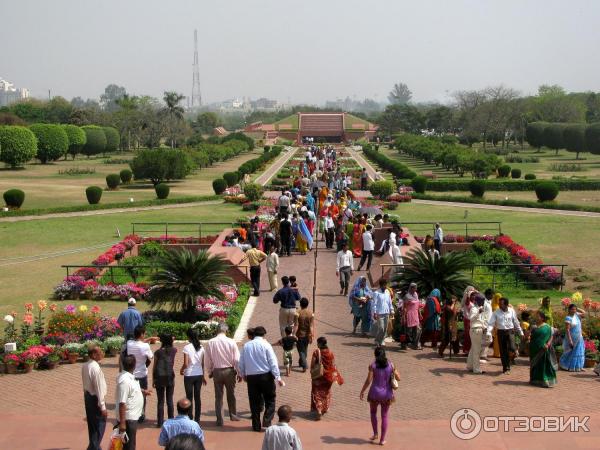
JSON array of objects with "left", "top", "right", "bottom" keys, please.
[{"left": 191, "top": 29, "right": 202, "bottom": 108}]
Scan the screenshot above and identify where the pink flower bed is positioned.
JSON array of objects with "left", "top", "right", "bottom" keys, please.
[
  {"left": 495, "top": 235, "right": 562, "bottom": 284},
  {"left": 196, "top": 285, "right": 239, "bottom": 320}
]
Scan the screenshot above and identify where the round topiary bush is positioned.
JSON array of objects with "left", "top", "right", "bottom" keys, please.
[
  {"left": 223, "top": 171, "right": 239, "bottom": 187},
  {"left": 62, "top": 124, "right": 86, "bottom": 159},
  {"left": 468, "top": 179, "right": 486, "bottom": 198},
  {"left": 106, "top": 174, "right": 121, "bottom": 190},
  {"left": 369, "top": 180, "right": 394, "bottom": 199},
  {"left": 387, "top": 200, "right": 399, "bottom": 210},
  {"left": 535, "top": 181, "right": 559, "bottom": 202},
  {"left": 410, "top": 176, "right": 428, "bottom": 194},
  {"left": 0, "top": 126, "right": 37, "bottom": 168},
  {"left": 81, "top": 125, "right": 107, "bottom": 157},
  {"left": 244, "top": 182, "right": 263, "bottom": 201},
  {"left": 102, "top": 127, "right": 120, "bottom": 153},
  {"left": 212, "top": 178, "right": 227, "bottom": 195},
  {"left": 3, "top": 189, "right": 25, "bottom": 208},
  {"left": 511, "top": 168, "right": 522, "bottom": 179},
  {"left": 119, "top": 169, "right": 133, "bottom": 184},
  {"left": 524, "top": 173, "right": 536, "bottom": 180},
  {"left": 29, "top": 123, "right": 69, "bottom": 163},
  {"left": 155, "top": 183, "right": 170, "bottom": 199},
  {"left": 497, "top": 165, "right": 511, "bottom": 177},
  {"left": 85, "top": 186, "right": 103, "bottom": 204},
  {"left": 263, "top": 145, "right": 271, "bottom": 153}
]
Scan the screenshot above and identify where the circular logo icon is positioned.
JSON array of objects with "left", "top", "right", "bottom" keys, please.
[{"left": 450, "top": 408, "right": 482, "bottom": 440}]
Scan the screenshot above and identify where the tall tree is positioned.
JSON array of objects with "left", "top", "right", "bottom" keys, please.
[
  {"left": 532, "top": 84, "right": 586, "bottom": 123},
  {"left": 388, "top": 83, "right": 412, "bottom": 105},
  {"left": 162, "top": 91, "right": 186, "bottom": 147}
]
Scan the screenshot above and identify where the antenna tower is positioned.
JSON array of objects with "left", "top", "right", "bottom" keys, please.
[{"left": 191, "top": 29, "right": 202, "bottom": 108}]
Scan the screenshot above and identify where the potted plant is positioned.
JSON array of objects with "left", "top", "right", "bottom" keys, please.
[
  {"left": 103, "top": 336, "right": 125, "bottom": 357},
  {"left": 21, "top": 355, "right": 36, "bottom": 373},
  {"left": 584, "top": 339, "right": 599, "bottom": 368},
  {"left": 64, "top": 343, "right": 83, "bottom": 363},
  {"left": 4, "top": 353, "right": 21, "bottom": 375}
]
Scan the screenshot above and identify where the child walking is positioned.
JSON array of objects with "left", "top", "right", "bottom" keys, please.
[{"left": 274, "top": 326, "right": 298, "bottom": 377}]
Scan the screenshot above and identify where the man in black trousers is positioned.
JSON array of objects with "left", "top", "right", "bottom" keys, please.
[
  {"left": 279, "top": 214, "right": 292, "bottom": 256},
  {"left": 238, "top": 326, "right": 285, "bottom": 431},
  {"left": 81, "top": 345, "right": 107, "bottom": 450}
]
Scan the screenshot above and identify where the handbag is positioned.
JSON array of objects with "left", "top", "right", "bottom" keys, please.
[
  {"left": 390, "top": 363, "right": 399, "bottom": 390},
  {"left": 310, "top": 349, "right": 324, "bottom": 380}
]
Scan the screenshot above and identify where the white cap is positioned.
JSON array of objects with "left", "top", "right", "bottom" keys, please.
[{"left": 128, "top": 298, "right": 137, "bottom": 305}]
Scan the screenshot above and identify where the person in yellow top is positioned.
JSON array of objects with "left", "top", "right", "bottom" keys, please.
[
  {"left": 244, "top": 242, "right": 267, "bottom": 296},
  {"left": 491, "top": 293, "right": 502, "bottom": 358},
  {"left": 519, "top": 311, "right": 531, "bottom": 357}
]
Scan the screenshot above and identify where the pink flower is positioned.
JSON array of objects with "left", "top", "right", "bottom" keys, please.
[
  {"left": 583, "top": 298, "right": 592, "bottom": 309},
  {"left": 23, "top": 312, "right": 33, "bottom": 326},
  {"left": 561, "top": 298, "right": 571, "bottom": 307},
  {"left": 24, "top": 303, "right": 33, "bottom": 312},
  {"left": 91, "top": 306, "right": 101, "bottom": 314}
]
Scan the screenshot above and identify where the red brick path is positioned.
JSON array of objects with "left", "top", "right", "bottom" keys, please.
[{"left": 1, "top": 239, "right": 600, "bottom": 448}]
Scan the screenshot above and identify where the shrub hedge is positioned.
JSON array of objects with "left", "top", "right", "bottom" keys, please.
[
  {"left": 105, "top": 174, "right": 121, "bottom": 190},
  {"left": 0, "top": 125, "right": 37, "bottom": 168},
  {"left": 511, "top": 168, "right": 522, "bottom": 179},
  {"left": 369, "top": 180, "right": 394, "bottom": 199},
  {"left": 155, "top": 183, "right": 170, "bottom": 199},
  {"left": 212, "top": 178, "right": 227, "bottom": 195},
  {"left": 243, "top": 183, "right": 263, "bottom": 201},
  {"left": 401, "top": 178, "right": 600, "bottom": 191},
  {"left": 3, "top": 189, "right": 25, "bottom": 208},
  {"left": 223, "top": 171, "right": 239, "bottom": 187},
  {"left": 497, "top": 165, "right": 511, "bottom": 177},
  {"left": 119, "top": 169, "right": 133, "bottom": 183},
  {"left": 82, "top": 125, "right": 107, "bottom": 157},
  {"left": 468, "top": 180, "right": 486, "bottom": 197},
  {"left": 102, "top": 127, "right": 120, "bottom": 153},
  {"left": 411, "top": 176, "right": 428, "bottom": 194},
  {"left": 85, "top": 186, "right": 103, "bottom": 204},
  {"left": 29, "top": 123, "right": 69, "bottom": 163},
  {"left": 362, "top": 144, "right": 417, "bottom": 179},
  {"left": 535, "top": 181, "right": 559, "bottom": 202},
  {"left": 62, "top": 124, "right": 86, "bottom": 159},
  {"left": 524, "top": 173, "right": 536, "bottom": 180}
]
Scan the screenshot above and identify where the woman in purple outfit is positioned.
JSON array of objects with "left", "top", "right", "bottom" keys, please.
[{"left": 359, "top": 347, "right": 400, "bottom": 446}]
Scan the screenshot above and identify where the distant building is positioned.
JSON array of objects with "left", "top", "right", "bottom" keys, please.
[
  {"left": 213, "top": 126, "right": 228, "bottom": 136},
  {"left": 0, "top": 77, "right": 30, "bottom": 107}
]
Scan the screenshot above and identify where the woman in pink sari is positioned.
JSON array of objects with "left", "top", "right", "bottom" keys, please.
[{"left": 352, "top": 219, "right": 364, "bottom": 258}]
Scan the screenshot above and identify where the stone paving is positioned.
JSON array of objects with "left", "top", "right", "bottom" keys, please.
[{"left": 1, "top": 238, "right": 600, "bottom": 449}]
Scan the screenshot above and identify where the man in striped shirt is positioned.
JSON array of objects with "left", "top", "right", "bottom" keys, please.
[{"left": 204, "top": 323, "right": 241, "bottom": 426}]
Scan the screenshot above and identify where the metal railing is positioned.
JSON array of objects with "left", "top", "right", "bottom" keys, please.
[
  {"left": 131, "top": 222, "right": 240, "bottom": 240},
  {"left": 400, "top": 221, "right": 502, "bottom": 238},
  {"left": 380, "top": 263, "right": 567, "bottom": 291}
]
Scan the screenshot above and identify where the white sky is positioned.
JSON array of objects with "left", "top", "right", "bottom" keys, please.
[{"left": 2, "top": 0, "right": 600, "bottom": 104}]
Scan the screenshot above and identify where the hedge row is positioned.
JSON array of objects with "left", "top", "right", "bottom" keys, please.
[
  {"left": 399, "top": 178, "right": 600, "bottom": 191},
  {"left": 411, "top": 193, "right": 600, "bottom": 213},
  {"left": 361, "top": 144, "right": 417, "bottom": 179}
]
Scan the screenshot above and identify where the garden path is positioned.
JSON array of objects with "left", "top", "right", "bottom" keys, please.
[{"left": 2, "top": 237, "right": 600, "bottom": 449}]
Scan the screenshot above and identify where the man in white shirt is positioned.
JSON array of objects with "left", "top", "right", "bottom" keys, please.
[
  {"left": 466, "top": 293, "right": 487, "bottom": 375},
  {"left": 116, "top": 355, "right": 151, "bottom": 450},
  {"left": 373, "top": 278, "right": 394, "bottom": 346},
  {"left": 239, "top": 326, "right": 285, "bottom": 432},
  {"left": 488, "top": 297, "right": 524, "bottom": 374},
  {"left": 262, "top": 405, "right": 303, "bottom": 450},
  {"left": 434, "top": 223, "right": 444, "bottom": 253},
  {"left": 336, "top": 242, "right": 354, "bottom": 296},
  {"left": 82, "top": 345, "right": 107, "bottom": 450},
  {"left": 278, "top": 189, "right": 291, "bottom": 216},
  {"left": 205, "top": 323, "right": 241, "bottom": 426},
  {"left": 357, "top": 224, "right": 375, "bottom": 271},
  {"left": 323, "top": 211, "right": 335, "bottom": 249},
  {"left": 126, "top": 325, "right": 153, "bottom": 423},
  {"left": 266, "top": 249, "right": 280, "bottom": 292}
]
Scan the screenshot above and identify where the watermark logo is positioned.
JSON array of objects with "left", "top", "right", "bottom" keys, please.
[{"left": 450, "top": 408, "right": 590, "bottom": 440}]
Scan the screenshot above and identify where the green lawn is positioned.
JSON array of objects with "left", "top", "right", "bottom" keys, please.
[
  {"left": 0, "top": 149, "right": 261, "bottom": 210},
  {"left": 0, "top": 202, "right": 244, "bottom": 317},
  {"left": 424, "top": 190, "right": 600, "bottom": 208}
]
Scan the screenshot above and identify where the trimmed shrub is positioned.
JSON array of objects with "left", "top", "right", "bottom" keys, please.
[
  {"left": 369, "top": 180, "right": 394, "bottom": 199},
  {"left": 212, "top": 178, "right": 227, "bottom": 195},
  {"left": 0, "top": 126, "right": 37, "bottom": 168},
  {"left": 543, "top": 123, "right": 567, "bottom": 152},
  {"left": 119, "top": 169, "right": 133, "bottom": 184},
  {"left": 105, "top": 174, "right": 121, "bottom": 190},
  {"left": 497, "top": 165, "right": 511, "bottom": 177},
  {"left": 563, "top": 123, "right": 587, "bottom": 160},
  {"left": 387, "top": 200, "right": 399, "bottom": 210},
  {"left": 130, "top": 148, "right": 193, "bottom": 185},
  {"left": 585, "top": 123, "right": 600, "bottom": 156},
  {"left": 155, "top": 183, "right": 170, "bottom": 199},
  {"left": 223, "top": 171, "right": 239, "bottom": 187},
  {"left": 524, "top": 173, "right": 536, "bottom": 180},
  {"left": 82, "top": 125, "right": 107, "bottom": 157},
  {"left": 525, "top": 122, "right": 548, "bottom": 149},
  {"left": 62, "top": 124, "right": 86, "bottom": 159},
  {"left": 535, "top": 182, "right": 559, "bottom": 202},
  {"left": 3, "top": 189, "right": 25, "bottom": 208},
  {"left": 244, "top": 182, "right": 263, "bottom": 201},
  {"left": 511, "top": 168, "right": 521, "bottom": 179},
  {"left": 411, "top": 176, "right": 428, "bottom": 194},
  {"left": 85, "top": 186, "right": 103, "bottom": 204},
  {"left": 468, "top": 179, "right": 486, "bottom": 197},
  {"left": 263, "top": 145, "right": 271, "bottom": 153},
  {"left": 102, "top": 127, "right": 120, "bottom": 153},
  {"left": 29, "top": 123, "right": 69, "bottom": 163}
]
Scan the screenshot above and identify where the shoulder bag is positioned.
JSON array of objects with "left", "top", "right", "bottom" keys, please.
[
  {"left": 390, "top": 363, "right": 399, "bottom": 390},
  {"left": 310, "top": 349, "right": 324, "bottom": 380}
]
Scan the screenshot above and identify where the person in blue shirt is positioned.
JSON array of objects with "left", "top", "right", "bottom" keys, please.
[
  {"left": 158, "top": 398, "right": 205, "bottom": 447},
  {"left": 117, "top": 298, "right": 144, "bottom": 339},
  {"left": 273, "top": 276, "right": 301, "bottom": 338}
]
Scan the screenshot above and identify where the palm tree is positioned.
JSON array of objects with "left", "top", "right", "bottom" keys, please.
[
  {"left": 148, "top": 248, "right": 232, "bottom": 317},
  {"left": 392, "top": 249, "right": 474, "bottom": 300},
  {"left": 162, "top": 91, "right": 185, "bottom": 148}
]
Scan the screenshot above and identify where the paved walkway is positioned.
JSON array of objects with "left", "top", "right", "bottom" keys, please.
[
  {"left": 2, "top": 236, "right": 600, "bottom": 449},
  {"left": 254, "top": 146, "right": 298, "bottom": 186}
]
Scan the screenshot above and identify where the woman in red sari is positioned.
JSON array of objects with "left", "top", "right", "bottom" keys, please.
[
  {"left": 310, "top": 337, "right": 344, "bottom": 420},
  {"left": 352, "top": 218, "right": 364, "bottom": 258}
]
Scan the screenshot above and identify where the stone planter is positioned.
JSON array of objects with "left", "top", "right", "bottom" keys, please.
[
  {"left": 22, "top": 363, "right": 33, "bottom": 373},
  {"left": 67, "top": 352, "right": 79, "bottom": 364},
  {"left": 6, "top": 364, "right": 18, "bottom": 375},
  {"left": 105, "top": 348, "right": 117, "bottom": 357},
  {"left": 584, "top": 358, "right": 597, "bottom": 369},
  {"left": 47, "top": 360, "right": 59, "bottom": 370}
]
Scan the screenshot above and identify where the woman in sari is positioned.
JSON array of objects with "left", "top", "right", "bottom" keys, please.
[
  {"left": 310, "top": 337, "right": 344, "bottom": 420},
  {"left": 420, "top": 289, "right": 442, "bottom": 348},
  {"left": 439, "top": 296, "right": 459, "bottom": 357},
  {"left": 295, "top": 213, "right": 311, "bottom": 255},
  {"left": 491, "top": 293, "right": 502, "bottom": 358},
  {"left": 559, "top": 304, "right": 586, "bottom": 372},
  {"left": 318, "top": 186, "right": 328, "bottom": 213},
  {"left": 529, "top": 311, "right": 557, "bottom": 387},
  {"left": 349, "top": 277, "right": 373, "bottom": 336},
  {"left": 352, "top": 218, "right": 364, "bottom": 258},
  {"left": 345, "top": 217, "right": 355, "bottom": 253},
  {"left": 461, "top": 286, "right": 476, "bottom": 354},
  {"left": 539, "top": 296, "right": 554, "bottom": 327}
]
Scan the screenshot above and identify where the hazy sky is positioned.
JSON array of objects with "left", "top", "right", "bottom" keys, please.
[{"left": 2, "top": 0, "right": 600, "bottom": 105}]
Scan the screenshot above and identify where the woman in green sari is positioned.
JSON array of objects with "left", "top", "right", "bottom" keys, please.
[{"left": 529, "top": 311, "right": 557, "bottom": 388}]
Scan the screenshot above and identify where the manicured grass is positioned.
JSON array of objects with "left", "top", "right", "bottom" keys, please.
[
  {"left": 0, "top": 202, "right": 245, "bottom": 316},
  {"left": 0, "top": 149, "right": 261, "bottom": 210},
  {"left": 422, "top": 190, "right": 600, "bottom": 208},
  {"left": 385, "top": 202, "right": 600, "bottom": 297}
]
